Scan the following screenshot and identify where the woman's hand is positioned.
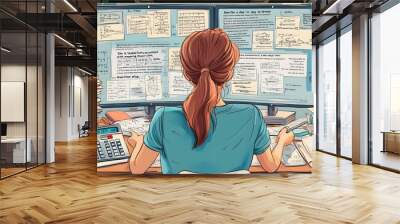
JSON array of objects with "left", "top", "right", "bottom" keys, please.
[
  {"left": 276, "top": 128, "right": 295, "bottom": 146},
  {"left": 124, "top": 132, "right": 143, "bottom": 155}
]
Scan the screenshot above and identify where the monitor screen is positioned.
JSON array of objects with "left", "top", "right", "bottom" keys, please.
[
  {"left": 217, "top": 7, "right": 312, "bottom": 105},
  {"left": 1, "top": 123, "right": 7, "bottom": 137},
  {"left": 97, "top": 6, "right": 213, "bottom": 106},
  {"left": 97, "top": 126, "right": 120, "bottom": 135},
  {"left": 97, "top": 4, "right": 312, "bottom": 109}
]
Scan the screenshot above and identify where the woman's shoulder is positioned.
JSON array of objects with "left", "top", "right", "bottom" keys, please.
[
  {"left": 161, "top": 106, "right": 184, "bottom": 112},
  {"left": 152, "top": 107, "right": 188, "bottom": 127},
  {"left": 154, "top": 106, "right": 185, "bottom": 117},
  {"left": 225, "top": 104, "right": 260, "bottom": 113}
]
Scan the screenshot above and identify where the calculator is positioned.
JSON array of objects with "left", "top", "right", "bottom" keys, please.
[{"left": 97, "top": 124, "right": 130, "bottom": 168}]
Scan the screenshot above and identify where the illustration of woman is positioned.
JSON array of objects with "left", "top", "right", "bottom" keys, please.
[{"left": 128, "top": 29, "right": 294, "bottom": 174}]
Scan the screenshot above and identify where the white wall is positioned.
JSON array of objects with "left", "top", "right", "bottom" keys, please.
[
  {"left": 54, "top": 66, "right": 69, "bottom": 141},
  {"left": 1, "top": 65, "right": 28, "bottom": 138},
  {"left": 54, "top": 67, "right": 89, "bottom": 141},
  {"left": 1, "top": 63, "right": 46, "bottom": 163}
]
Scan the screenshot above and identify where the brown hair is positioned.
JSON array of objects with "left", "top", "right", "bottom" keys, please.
[{"left": 180, "top": 29, "right": 240, "bottom": 147}]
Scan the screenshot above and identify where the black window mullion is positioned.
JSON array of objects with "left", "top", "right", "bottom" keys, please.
[
  {"left": 336, "top": 28, "right": 341, "bottom": 157},
  {"left": 367, "top": 11, "right": 373, "bottom": 165},
  {"left": 25, "top": 0, "right": 28, "bottom": 171},
  {"left": 316, "top": 44, "right": 320, "bottom": 151},
  {"left": 36, "top": 0, "right": 39, "bottom": 167}
]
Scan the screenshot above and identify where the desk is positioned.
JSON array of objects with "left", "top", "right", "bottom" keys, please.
[
  {"left": 98, "top": 163, "right": 312, "bottom": 174},
  {"left": 1, "top": 138, "right": 31, "bottom": 163},
  {"left": 97, "top": 114, "right": 313, "bottom": 174},
  {"left": 97, "top": 136, "right": 312, "bottom": 174},
  {"left": 382, "top": 131, "right": 400, "bottom": 154}
]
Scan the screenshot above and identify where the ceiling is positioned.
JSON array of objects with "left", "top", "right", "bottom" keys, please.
[
  {"left": 0, "top": 0, "right": 97, "bottom": 73},
  {"left": 1, "top": 0, "right": 394, "bottom": 73},
  {"left": 312, "top": 0, "right": 391, "bottom": 43}
]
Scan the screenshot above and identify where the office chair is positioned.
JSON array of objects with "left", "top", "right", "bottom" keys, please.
[{"left": 79, "top": 121, "right": 90, "bottom": 138}]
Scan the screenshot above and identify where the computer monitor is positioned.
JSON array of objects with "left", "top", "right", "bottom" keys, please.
[
  {"left": 1, "top": 123, "right": 7, "bottom": 138},
  {"left": 97, "top": 4, "right": 312, "bottom": 108}
]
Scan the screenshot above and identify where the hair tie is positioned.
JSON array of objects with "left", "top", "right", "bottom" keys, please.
[{"left": 201, "top": 68, "right": 210, "bottom": 73}]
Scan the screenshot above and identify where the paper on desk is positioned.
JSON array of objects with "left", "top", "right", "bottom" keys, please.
[
  {"left": 151, "top": 155, "right": 161, "bottom": 167},
  {"left": 115, "top": 117, "right": 150, "bottom": 135},
  {"left": 281, "top": 144, "right": 306, "bottom": 166},
  {"left": 251, "top": 137, "right": 309, "bottom": 167}
]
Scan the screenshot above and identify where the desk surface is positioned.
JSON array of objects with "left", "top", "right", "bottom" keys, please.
[
  {"left": 98, "top": 158, "right": 312, "bottom": 174},
  {"left": 98, "top": 164, "right": 312, "bottom": 174},
  {"left": 381, "top": 131, "right": 400, "bottom": 134},
  {"left": 1, "top": 138, "right": 26, "bottom": 143},
  {"left": 97, "top": 134, "right": 313, "bottom": 174}
]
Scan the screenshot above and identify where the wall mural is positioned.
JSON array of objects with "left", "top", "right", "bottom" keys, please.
[{"left": 97, "top": 3, "right": 313, "bottom": 175}]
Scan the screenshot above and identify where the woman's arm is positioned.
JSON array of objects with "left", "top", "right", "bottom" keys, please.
[
  {"left": 256, "top": 128, "right": 294, "bottom": 173},
  {"left": 128, "top": 134, "right": 159, "bottom": 175}
]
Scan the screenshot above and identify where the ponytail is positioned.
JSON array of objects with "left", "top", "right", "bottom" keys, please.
[
  {"left": 180, "top": 29, "right": 240, "bottom": 147},
  {"left": 183, "top": 68, "right": 218, "bottom": 146}
]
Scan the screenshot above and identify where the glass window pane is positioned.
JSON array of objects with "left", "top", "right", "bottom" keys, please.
[
  {"left": 317, "top": 36, "right": 337, "bottom": 154},
  {"left": 38, "top": 32, "right": 46, "bottom": 165},
  {"left": 27, "top": 31, "right": 38, "bottom": 169},
  {"left": 371, "top": 4, "right": 400, "bottom": 171},
  {"left": 1, "top": 0, "right": 46, "bottom": 179},
  {"left": 1, "top": 26, "right": 28, "bottom": 177},
  {"left": 339, "top": 28, "right": 352, "bottom": 158}
]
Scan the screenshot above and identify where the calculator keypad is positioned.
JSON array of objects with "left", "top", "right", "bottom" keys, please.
[{"left": 97, "top": 134, "right": 129, "bottom": 163}]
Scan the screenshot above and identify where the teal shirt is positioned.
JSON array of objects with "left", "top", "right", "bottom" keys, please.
[{"left": 144, "top": 104, "right": 271, "bottom": 174}]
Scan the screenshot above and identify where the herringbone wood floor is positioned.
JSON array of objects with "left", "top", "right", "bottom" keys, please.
[{"left": 0, "top": 136, "right": 400, "bottom": 224}]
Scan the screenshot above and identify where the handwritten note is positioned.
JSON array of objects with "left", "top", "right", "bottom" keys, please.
[
  {"left": 275, "top": 16, "right": 300, "bottom": 29},
  {"left": 275, "top": 29, "right": 311, "bottom": 49},
  {"left": 259, "top": 64, "right": 284, "bottom": 94},
  {"left": 97, "top": 50, "right": 110, "bottom": 75},
  {"left": 168, "top": 48, "right": 181, "bottom": 71},
  {"left": 232, "top": 53, "right": 307, "bottom": 95},
  {"left": 147, "top": 10, "right": 171, "bottom": 38},
  {"left": 98, "top": 24, "right": 124, "bottom": 41},
  {"left": 252, "top": 30, "right": 274, "bottom": 51},
  {"left": 231, "top": 80, "right": 258, "bottom": 95},
  {"left": 129, "top": 75, "right": 146, "bottom": 100},
  {"left": 145, "top": 75, "right": 162, "bottom": 100},
  {"left": 168, "top": 72, "right": 192, "bottom": 96},
  {"left": 302, "top": 14, "right": 312, "bottom": 28},
  {"left": 220, "top": 9, "right": 274, "bottom": 49},
  {"left": 98, "top": 11, "right": 122, "bottom": 24},
  {"left": 260, "top": 72, "right": 284, "bottom": 94},
  {"left": 282, "top": 54, "right": 307, "bottom": 77},
  {"left": 126, "top": 14, "right": 148, "bottom": 34},
  {"left": 107, "top": 75, "right": 163, "bottom": 101},
  {"left": 177, "top": 10, "right": 209, "bottom": 36},
  {"left": 233, "top": 60, "right": 258, "bottom": 80},
  {"left": 107, "top": 80, "right": 130, "bottom": 102},
  {"left": 111, "top": 47, "right": 165, "bottom": 79},
  {"left": 258, "top": 53, "right": 307, "bottom": 79},
  {"left": 231, "top": 60, "right": 258, "bottom": 95}
]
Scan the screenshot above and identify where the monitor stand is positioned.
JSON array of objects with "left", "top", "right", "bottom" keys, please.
[
  {"left": 146, "top": 105, "right": 156, "bottom": 117},
  {"left": 268, "top": 105, "right": 278, "bottom": 116}
]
